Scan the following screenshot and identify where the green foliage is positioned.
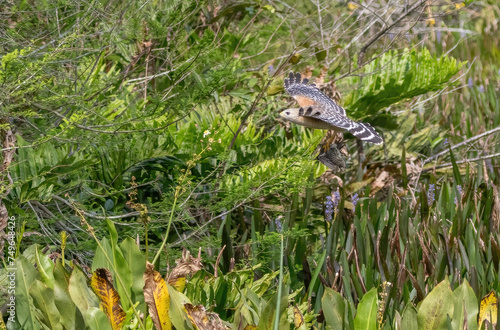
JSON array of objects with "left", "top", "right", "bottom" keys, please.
[
  {"left": 3, "top": 0, "right": 500, "bottom": 328},
  {"left": 353, "top": 288, "right": 378, "bottom": 330},
  {"left": 344, "top": 48, "right": 465, "bottom": 128},
  {"left": 7, "top": 239, "right": 492, "bottom": 329}
]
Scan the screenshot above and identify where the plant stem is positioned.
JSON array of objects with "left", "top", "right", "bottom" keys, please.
[
  {"left": 152, "top": 186, "right": 180, "bottom": 266},
  {"left": 273, "top": 233, "right": 284, "bottom": 330},
  {"left": 144, "top": 221, "right": 148, "bottom": 261},
  {"left": 73, "top": 206, "right": 146, "bottom": 330}
]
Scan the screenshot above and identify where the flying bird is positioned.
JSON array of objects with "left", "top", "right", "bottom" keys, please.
[{"left": 280, "top": 72, "right": 383, "bottom": 145}]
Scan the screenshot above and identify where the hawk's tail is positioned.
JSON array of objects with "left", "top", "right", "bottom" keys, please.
[
  {"left": 284, "top": 71, "right": 313, "bottom": 89},
  {"left": 349, "top": 122, "right": 384, "bottom": 145}
]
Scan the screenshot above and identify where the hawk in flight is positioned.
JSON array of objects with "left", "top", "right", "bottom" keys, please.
[{"left": 280, "top": 72, "right": 383, "bottom": 145}]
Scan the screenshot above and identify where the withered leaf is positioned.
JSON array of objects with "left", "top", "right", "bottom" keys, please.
[
  {"left": 184, "top": 303, "right": 229, "bottom": 330},
  {"left": 293, "top": 305, "right": 304, "bottom": 328},
  {"left": 143, "top": 262, "right": 172, "bottom": 330},
  {"left": 167, "top": 249, "right": 203, "bottom": 292},
  {"left": 90, "top": 268, "right": 126, "bottom": 330}
]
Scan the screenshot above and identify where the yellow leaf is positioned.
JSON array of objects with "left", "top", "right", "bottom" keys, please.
[
  {"left": 455, "top": 3, "right": 465, "bottom": 9},
  {"left": 168, "top": 277, "right": 186, "bottom": 292},
  {"left": 479, "top": 291, "right": 498, "bottom": 328},
  {"left": 263, "top": 5, "right": 275, "bottom": 13},
  {"left": 90, "top": 268, "right": 126, "bottom": 330},
  {"left": 288, "top": 54, "right": 301, "bottom": 64},
  {"left": 143, "top": 262, "right": 172, "bottom": 330},
  {"left": 293, "top": 305, "right": 304, "bottom": 328},
  {"left": 427, "top": 18, "right": 436, "bottom": 26},
  {"left": 347, "top": 2, "right": 359, "bottom": 10}
]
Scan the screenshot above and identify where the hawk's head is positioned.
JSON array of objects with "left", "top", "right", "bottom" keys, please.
[{"left": 279, "top": 108, "right": 303, "bottom": 125}]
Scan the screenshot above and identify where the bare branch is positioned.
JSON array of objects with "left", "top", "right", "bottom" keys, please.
[
  {"left": 423, "top": 151, "right": 500, "bottom": 172},
  {"left": 425, "top": 126, "right": 500, "bottom": 164}
]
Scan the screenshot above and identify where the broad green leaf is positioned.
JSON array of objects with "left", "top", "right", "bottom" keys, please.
[
  {"left": 120, "top": 238, "right": 146, "bottom": 307},
  {"left": 92, "top": 238, "right": 113, "bottom": 271},
  {"left": 15, "top": 256, "right": 41, "bottom": 330},
  {"left": 106, "top": 219, "right": 133, "bottom": 311},
  {"left": 29, "top": 280, "right": 62, "bottom": 330},
  {"left": 257, "top": 290, "right": 289, "bottom": 330},
  {"left": 35, "top": 246, "right": 55, "bottom": 289},
  {"left": 322, "top": 287, "right": 345, "bottom": 330},
  {"left": 452, "top": 280, "right": 478, "bottom": 330},
  {"left": 53, "top": 259, "right": 84, "bottom": 330},
  {"left": 315, "top": 47, "right": 327, "bottom": 62},
  {"left": 353, "top": 288, "right": 378, "bottom": 330},
  {"left": 401, "top": 304, "right": 418, "bottom": 330},
  {"left": 68, "top": 267, "right": 100, "bottom": 316},
  {"left": 84, "top": 307, "right": 113, "bottom": 330},
  {"left": 417, "top": 279, "right": 454, "bottom": 330},
  {"left": 106, "top": 219, "right": 119, "bottom": 246},
  {"left": 167, "top": 284, "right": 194, "bottom": 330},
  {"left": 22, "top": 244, "right": 40, "bottom": 264}
]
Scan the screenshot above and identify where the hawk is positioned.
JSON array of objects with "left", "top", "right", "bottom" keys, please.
[{"left": 280, "top": 72, "right": 383, "bottom": 145}]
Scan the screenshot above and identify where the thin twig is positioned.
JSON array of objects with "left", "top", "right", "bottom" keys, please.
[
  {"left": 422, "top": 151, "right": 500, "bottom": 172},
  {"left": 424, "top": 126, "right": 500, "bottom": 164},
  {"left": 214, "top": 245, "right": 226, "bottom": 278},
  {"left": 51, "top": 194, "right": 140, "bottom": 219}
]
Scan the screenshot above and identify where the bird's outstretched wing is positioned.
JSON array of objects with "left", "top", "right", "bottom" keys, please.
[
  {"left": 298, "top": 105, "right": 383, "bottom": 144},
  {"left": 284, "top": 72, "right": 383, "bottom": 145},
  {"left": 284, "top": 71, "right": 346, "bottom": 117}
]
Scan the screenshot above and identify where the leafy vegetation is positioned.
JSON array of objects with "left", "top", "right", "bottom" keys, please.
[{"left": 1, "top": 0, "right": 500, "bottom": 329}]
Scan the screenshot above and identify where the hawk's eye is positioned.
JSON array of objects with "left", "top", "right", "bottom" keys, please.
[{"left": 286, "top": 112, "right": 290, "bottom": 115}]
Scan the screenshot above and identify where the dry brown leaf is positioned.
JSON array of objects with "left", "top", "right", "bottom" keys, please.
[
  {"left": 143, "top": 262, "right": 172, "bottom": 330},
  {"left": 90, "top": 268, "right": 126, "bottom": 330},
  {"left": 492, "top": 185, "right": 500, "bottom": 232},
  {"left": 319, "top": 171, "right": 343, "bottom": 186},
  {"left": 303, "top": 66, "right": 313, "bottom": 79},
  {"left": 184, "top": 303, "right": 229, "bottom": 330},
  {"left": 167, "top": 249, "right": 203, "bottom": 292},
  {"left": 371, "top": 170, "right": 389, "bottom": 193}
]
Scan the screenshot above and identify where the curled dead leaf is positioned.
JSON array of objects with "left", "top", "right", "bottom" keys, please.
[
  {"left": 371, "top": 170, "right": 389, "bottom": 193},
  {"left": 184, "top": 303, "right": 229, "bottom": 330},
  {"left": 167, "top": 249, "right": 203, "bottom": 292}
]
